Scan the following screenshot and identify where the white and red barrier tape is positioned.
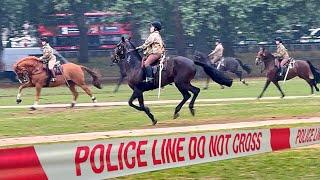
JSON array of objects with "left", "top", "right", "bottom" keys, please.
[{"left": 0, "top": 126, "right": 319, "bottom": 180}]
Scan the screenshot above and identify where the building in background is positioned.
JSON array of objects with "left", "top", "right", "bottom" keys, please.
[{"left": 37, "top": 11, "right": 132, "bottom": 51}]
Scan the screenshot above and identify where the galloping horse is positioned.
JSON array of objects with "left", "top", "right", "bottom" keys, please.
[
  {"left": 13, "top": 56, "right": 102, "bottom": 109},
  {"left": 194, "top": 51, "right": 251, "bottom": 89},
  {"left": 112, "top": 37, "right": 232, "bottom": 125},
  {"left": 255, "top": 47, "right": 320, "bottom": 98}
]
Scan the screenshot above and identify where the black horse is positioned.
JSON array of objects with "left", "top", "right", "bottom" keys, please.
[
  {"left": 112, "top": 37, "right": 233, "bottom": 125},
  {"left": 194, "top": 51, "right": 251, "bottom": 89}
]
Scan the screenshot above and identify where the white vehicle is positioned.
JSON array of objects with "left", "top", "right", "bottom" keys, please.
[
  {"left": 0, "top": 47, "right": 67, "bottom": 82},
  {"left": 299, "top": 28, "right": 320, "bottom": 43}
]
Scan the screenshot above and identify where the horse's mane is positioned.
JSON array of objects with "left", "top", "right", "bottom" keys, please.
[
  {"left": 126, "top": 40, "right": 143, "bottom": 63},
  {"left": 263, "top": 50, "right": 275, "bottom": 60},
  {"left": 14, "top": 56, "right": 41, "bottom": 69},
  {"left": 195, "top": 50, "right": 206, "bottom": 58}
]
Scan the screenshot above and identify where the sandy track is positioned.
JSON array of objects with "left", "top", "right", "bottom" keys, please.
[{"left": 1, "top": 117, "right": 320, "bottom": 147}]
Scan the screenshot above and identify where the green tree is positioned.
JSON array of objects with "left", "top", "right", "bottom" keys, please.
[{"left": 0, "top": 0, "right": 26, "bottom": 50}]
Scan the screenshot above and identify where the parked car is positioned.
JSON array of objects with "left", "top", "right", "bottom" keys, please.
[{"left": 0, "top": 47, "right": 67, "bottom": 82}]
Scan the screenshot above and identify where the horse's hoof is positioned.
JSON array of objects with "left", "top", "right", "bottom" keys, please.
[
  {"left": 245, "top": 83, "right": 249, "bottom": 86},
  {"left": 220, "top": 86, "right": 225, "bottom": 89},
  {"left": 257, "top": 97, "right": 261, "bottom": 100},
  {"left": 92, "top": 99, "right": 97, "bottom": 103},
  {"left": 203, "top": 87, "right": 208, "bottom": 90},
  {"left": 173, "top": 113, "right": 180, "bottom": 119},
  {"left": 152, "top": 119, "right": 157, "bottom": 126},
  {"left": 30, "top": 106, "right": 36, "bottom": 111},
  {"left": 71, "top": 103, "right": 76, "bottom": 108},
  {"left": 16, "top": 99, "right": 22, "bottom": 104},
  {"left": 281, "top": 95, "right": 285, "bottom": 99},
  {"left": 190, "top": 108, "right": 195, "bottom": 116}
]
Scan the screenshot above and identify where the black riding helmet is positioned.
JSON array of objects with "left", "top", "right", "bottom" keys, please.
[
  {"left": 274, "top": 37, "right": 282, "bottom": 43},
  {"left": 40, "top": 37, "right": 49, "bottom": 43},
  {"left": 151, "top": 21, "right": 162, "bottom": 31},
  {"left": 215, "top": 38, "right": 221, "bottom": 43}
]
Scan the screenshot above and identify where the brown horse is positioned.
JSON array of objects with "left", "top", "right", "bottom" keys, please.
[
  {"left": 13, "top": 56, "right": 102, "bottom": 109},
  {"left": 255, "top": 47, "right": 320, "bottom": 98},
  {"left": 112, "top": 37, "right": 232, "bottom": 125}
]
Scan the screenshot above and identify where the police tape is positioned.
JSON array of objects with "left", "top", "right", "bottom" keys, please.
[{"left": 0, "top": 126, "right": 319, "bottom": 180}]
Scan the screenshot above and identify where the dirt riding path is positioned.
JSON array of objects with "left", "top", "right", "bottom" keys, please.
[
  {"left": 1, "top": 117, "right": 320, "bottom": 147},
  {"left": 1, "top": 95, "right": 319, "bottom": 109}
]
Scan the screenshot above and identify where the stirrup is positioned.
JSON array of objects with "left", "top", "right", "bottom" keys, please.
[
  {"left": 143, "top": 77, "right": 153, "bottom": 83},
  {"left": 51, "top": 78, "right": 56, "bottom": 82}
]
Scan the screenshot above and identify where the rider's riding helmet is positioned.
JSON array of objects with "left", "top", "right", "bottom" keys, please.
[
  {"left": 215, "top": 38, "right": 221, "bottom": 43},
  {"left": 40, "top": 37, "right": 49, "bottom": 44},
  {"left": 274, "top": 37, "right": 283, "bottom": 43},
  {"left": 151, "top": 21, "right": 162, "bottom": 31}
]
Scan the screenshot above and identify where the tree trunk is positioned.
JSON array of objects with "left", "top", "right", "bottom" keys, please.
[
  {"left": 173, "top": 2, "right": 187, "bottom": 56},
  {"left": 218, "top": 5, "right": 235, "bottom": 57},
  {"left": 0, "top": 31, "right": 3, "bottom": 51},
  {"left": 71, "top": 1, "right": 89, "bottom": 63},
  {"left": 78, "top": 23, "right": 89, "bottom": 63}
]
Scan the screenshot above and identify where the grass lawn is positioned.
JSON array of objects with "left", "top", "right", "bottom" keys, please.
[{"left": 0, "top": 78, "right": 320, "bottom": 138}]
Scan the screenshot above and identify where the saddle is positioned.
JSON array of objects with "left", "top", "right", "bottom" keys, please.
[
  {"left": 43, "top": 61, "right": 63, "bottom": 75},
  {"left": 277, "top": 58, "right": 295, "bottom": 77},
  {"left": 216, "top": 57, "right": 225, "bottom": 69},
  {"left": 144, "top": 54, "right": 168, "bottom": 84},
  {"left": 44, "top": 61, "right": 64, "bottom": 87}
]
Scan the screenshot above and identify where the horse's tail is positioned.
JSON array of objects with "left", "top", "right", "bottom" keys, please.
[
  {"left": 81, "top": 66, "right": 102, "bottom": 89},
  {"left": 236, "top": 59, "right": 252, "bottom": 74},
  {"left": 307, "top": 61, "right": 320, "bottom": 83},
  {"left": 194, "top": 61, "right": 233, "bottom": 87}
]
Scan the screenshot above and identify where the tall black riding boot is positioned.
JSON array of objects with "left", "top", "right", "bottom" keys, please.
[
  {"left": 144, "top": 66, "right": 153, "bottom": 83},
  {"left": 279, "top": 67, "right": 284, "bottom": 76},
  {"left": 50, "top": 69, "right": 56, "bottom": 82}
]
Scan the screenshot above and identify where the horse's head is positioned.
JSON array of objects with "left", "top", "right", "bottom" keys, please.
[
  {"left": 193, "top": 50, "right": 207, "bottom": 63},
  {"left": 13, "top": 56, "right": 41, "bottom": 83},
  {"left": 112, "top": 37, "right": 142, "bottom": 66},
  {"left": 255, "top": 47, "right": 268, "bottom": 66},
  {"left": 112, "top": 37, "right": 127, "bottom": 64}
]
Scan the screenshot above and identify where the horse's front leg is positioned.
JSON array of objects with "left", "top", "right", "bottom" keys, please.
[
  {"left": 128, "top": 90, "right": 144, "bottom": 111},
  {"left": 273, "top": 81, "right": 285, "bottom": 98},
  {"left": 113, "top": 74, "right": 125, "bottom": 93},
  {"left": 203, "top": 76, "right": 210, "bottom": 90},
  {"left": 258, "top": 80, "right": 271, "bottom": 99},
  {"left": 137, "top": 93, "right": 157, "bottom": 125},
  {"left": 31, "top": 85, "right": 42, "bottom": 110},
  {"left": 16, "top": 83, "right": 32, "bottom": 104}
]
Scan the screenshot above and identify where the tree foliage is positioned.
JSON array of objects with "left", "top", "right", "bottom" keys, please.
[{"left": 2, "top": 0, "right": 320, "bottom": 56}]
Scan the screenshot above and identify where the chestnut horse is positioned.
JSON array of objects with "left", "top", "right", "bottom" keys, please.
[
  {"left": 255, "top": 47, "right": 320, "bottom": 98},
  {"left": 13, "top": 56, "right": 102, "bottom": 109}
]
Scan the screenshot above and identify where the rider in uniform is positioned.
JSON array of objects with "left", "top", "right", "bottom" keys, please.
[
  {"left": 136, "top": 21, "right": 165, "bottom": 83},
  {"left": 39, "top": 37, "right": 57, "bottom": 82},
  {"left": 273, "top": 37, "right": 290, "bottom": 76},
  {"left": 208, "top": 39, "right": 224, "bottom": 69}
]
